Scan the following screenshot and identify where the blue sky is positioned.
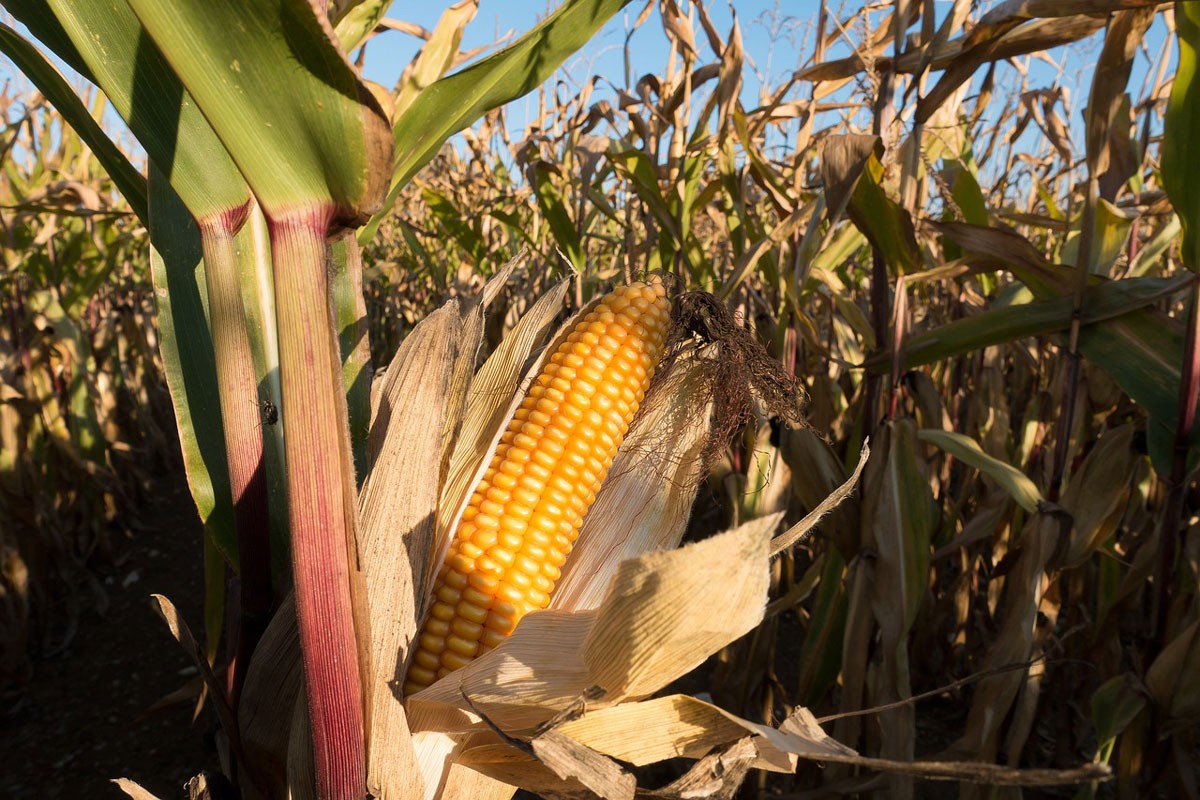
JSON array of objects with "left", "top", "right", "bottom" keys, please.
[
  {"left": 354, "top": 1, "right": 1176, "bottom": 154},
  {"left": 0, "top": 2, "right": 1179, "bottom": 179}
]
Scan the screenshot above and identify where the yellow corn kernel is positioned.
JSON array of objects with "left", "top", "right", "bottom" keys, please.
[{"left": 404, "top": 279, "right": 670, "bottom": 694}]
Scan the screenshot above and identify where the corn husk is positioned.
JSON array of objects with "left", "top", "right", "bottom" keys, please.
[
  {"left": 359, "top": 298, "right": 465, "bottom": 799},
  {"left": 552, "top": 353, "right": 714, "bottom": 610},
  {"left": 235, "top": 273, "right": 857, "bottom": 799}
]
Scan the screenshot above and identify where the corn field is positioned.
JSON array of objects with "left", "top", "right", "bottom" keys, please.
[{"left": 2, "top": 1, "right": 1199, "bottom": 799}]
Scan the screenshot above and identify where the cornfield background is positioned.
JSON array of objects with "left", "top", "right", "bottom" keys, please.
[{"left": 3, "top": 1, "right": 1200, "bottom": 798}]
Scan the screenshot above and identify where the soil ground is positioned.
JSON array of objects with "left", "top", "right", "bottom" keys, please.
[{"left": 1, "top": 472, "right": 221, "bottom": 799}]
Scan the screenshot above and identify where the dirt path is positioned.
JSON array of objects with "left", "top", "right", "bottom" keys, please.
[{"left": 1, "top": 472, "right": 221, "bottom": 799}]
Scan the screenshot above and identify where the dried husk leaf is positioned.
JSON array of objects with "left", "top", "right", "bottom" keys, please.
[
  {"left": 411, "top": 728, "right": 472, "bottom": 800},
  {"left": 552, "top": 353, "right": 713, "bottom": 610},
  {"left": 640, "top": 737, "right": 758, "bottom": 800},
  {"left": 433, "top": 696, "right": 856, "bottom": 799},
  {"left": 554, "top": 694, "right": 747, "bottom": 766},
  {"left": 553, "top": 693, "right": 852, "bottom": 770},
  {"left": 454, "top": 742, "right": 596, "bottom": 799},
  {"left": 530, "top": 730, "right": 636, "bottom": 800},
  {"left": 435, "top": 257, "right": 523, "bottom": 492},
  {"left": 359, "top": 299, "right": 466, "bottom": 799},
  {"left": 437, "top": 302, "right": 484, "bottom": 492},
  {"left": 112, "top": 778, "right": 164, "bottom": 800},
  {"left": 239, "top": 595, "right": 302, "bottom": 798},
  {"left": 582, "top": 521, "right": 769, "bottom": 703},
  {"left": 438, "top": 759, "right": 517, "bottom": 800},
  {"left": 410, "top": 523, "right": 771, "bottom": 731}
]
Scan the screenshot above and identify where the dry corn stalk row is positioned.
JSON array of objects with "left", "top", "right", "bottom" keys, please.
[{"left": 0, "top": 90, "right": 171, "bottom": 690}]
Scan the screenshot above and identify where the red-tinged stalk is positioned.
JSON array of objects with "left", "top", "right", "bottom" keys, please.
[
  {"left": 269, "top": 211, "right": 366, "bottom": 800},
  {"left": 196, "top": 205, "right": 271, "bottom": 704},
  {"left": 1154, "top": 277, "right": 1200, "bottom": 649}
]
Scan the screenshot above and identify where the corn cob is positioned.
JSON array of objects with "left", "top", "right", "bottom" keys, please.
[{"left": 404, "top": 280, "right": 671, "bottom": 693}]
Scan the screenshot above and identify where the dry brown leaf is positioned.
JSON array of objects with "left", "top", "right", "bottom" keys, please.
[
  {"left": 947, "top": 511, "right": 1065, "bottom": 761},
  {"left": 916, "top": 16, "right": 1105, "bottom": 124},
  {"left": 1146, "top": 619, "right": 1200, "bottom": 718},
  {"left": 112, "top": 778, "right": 165, "bottom": 800},
  {"left": 1060, "top": 424, "right": 1139, "bottom": 567},
  {"left": 819, "top": 135, "right": 881, "bottom": 229},
  {"left": 287, "top": 689, "right": 316, "bottom": 800},
  {"left": 530, "top": 730, "right": 636, "bottom": 800},
  {"left": 1085, "top": 9, "right": 1155, "bottom": 192},
  {"left": 149, "top": 594, "right": 239, "bottom": 756},
  {"left": 639, "top": 737, "right": 758, "bottom": 800}
]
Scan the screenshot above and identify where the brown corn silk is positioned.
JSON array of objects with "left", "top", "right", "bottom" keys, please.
[{"left": 405, "top": 280, "right": 671, "bottom": 692}]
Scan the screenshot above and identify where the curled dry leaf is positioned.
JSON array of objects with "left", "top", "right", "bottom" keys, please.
[{"left": 112, "top": 778, "right": 165, "bottom": 800}]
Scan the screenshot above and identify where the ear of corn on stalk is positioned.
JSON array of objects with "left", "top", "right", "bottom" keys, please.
[{"left": 404, "top": 279, "right": 670, "bottom": 693}]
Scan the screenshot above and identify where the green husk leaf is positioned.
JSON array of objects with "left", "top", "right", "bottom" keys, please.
[{"left": 918, "top": 429, "right": 1044, "bottom": 514}]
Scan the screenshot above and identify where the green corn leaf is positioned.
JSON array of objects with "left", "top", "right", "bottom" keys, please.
[
  {"left": 423, "top": 186, "right": 488, "bottom": 266},
  {"left": 1091, "top": 675, "right": 1146, "bottom": 764},
  {"left": 1164, "top": 2, "right": 1200, "bottom": 270},
  {"left": 362, "top": 0, "right": 633, "bottom": 242},
  {"left": 532, "top": 162, "right": 585, "bottom": 273},
  {"left": 0, "top": 23, "right": 147, "bottom": 223},
  {"left": 918, "top": 429, "right": 1044, "bottom": 515},
  {"left": 935, "top": 220, "right": 1198, "bottom": 473},
  {"left": 871, "top": 274, "right": 1192, "bottom": 374},
  {"left": 847, "top": 152, "right": 922, "bottom": 275},
  {"left": 126, "top": 0, "right": 391, "bottom": 221},
  {"left": 333, "top": 0, "right": 392, "bottom": 52},
  {"left": 794, "top": 549, "right": 848, "bottom": 707},
  {"left": 147, "top": 171, "right": 236, "bottom": 566}
]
